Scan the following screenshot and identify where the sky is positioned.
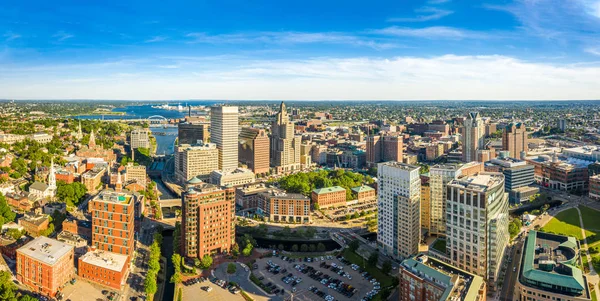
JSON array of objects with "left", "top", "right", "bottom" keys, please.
[{"left": 1, "top": 0, "right": 600, "bottom": 100}]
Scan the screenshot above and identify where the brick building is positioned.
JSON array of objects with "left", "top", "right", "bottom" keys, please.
[
  {"left": 78, "top": 249, "right": 129, "bottom": 290},
  {"left": 89, "top": 190, "right": 135, "bottom": 257},
  {"left": 258, "top": 189, "right": 311, "bottom": 223},
  {"left": 311, "top": 186, "right": 347, "bottom": 208},
  {"left": 18, "top": 211, "right": 50, "bottom": 237},
  {"left": 16, "top": 236, "right": 75, "bottom": 297},
  {"left": 351, "top": 185, "right": 376, "bottom": 203}
]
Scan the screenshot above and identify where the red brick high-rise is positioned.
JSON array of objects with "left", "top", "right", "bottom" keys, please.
[{"left": 89, "top": 189, "right": 135, "bottom": 257}]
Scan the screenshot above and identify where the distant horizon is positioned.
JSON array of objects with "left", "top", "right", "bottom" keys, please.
[{"left": 3, "top": 98, "right": 600, "bottom": 102}]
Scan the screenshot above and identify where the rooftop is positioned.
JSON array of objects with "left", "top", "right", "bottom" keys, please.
[
  {"left": 260, "top": 189, "right": 309, "bottom": 200},
  {"left": 449, "top": 172, "right": 504, "bottom": 192},
  {"left": 17, "top": 236, "right": 74, "bottom": 266},
  {"left": 313, "top": 186, "right": 346, "bottom": 195},
  {"left": 351, "top": 185, "right": 375, "bottom": 193},
  {"left": 401, "top": 254, "right": 484, "bottom": 301},
  {"left": 20, "top": 212, "right": 50, "bottom": 227},
  {"left": 520, "top": 231, "right": 586, "bottom": 296},
  {"left": 378, "top": 161, "right": 420, "bottom": 171},
  {"left": 490, "top": 157, "right": 528, "bottom": 168},
  {"left": 92, "top": 190, "right": 133, "bottom": 205},
  {"left": 79, "top": 249, "right": 128, "bottom": 272}
]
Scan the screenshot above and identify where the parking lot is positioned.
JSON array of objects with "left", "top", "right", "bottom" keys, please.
[
  {"left": 181, "top": 276, "right": 245, "bottom": 301},
  {"left": 60, "top": 279, "right": 114, "bottom": 301},
  {"left": 254, "top": 254, "right": 380, "bottom": 301}
]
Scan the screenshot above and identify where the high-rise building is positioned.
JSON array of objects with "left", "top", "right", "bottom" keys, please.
[
  {"left": 429, "top": 164, "right": 463, "bottom": 236},
  {"left": 420, "top": 175, "right": 431, "bottom": 233},
  {"left": 239, "top": 127, "right": 270, "bottom": 174},
  {"left": 270, "top": 102, "right": 301, "bottom": 173},
  {"left": 377, "top": 162, "right": 421, "bottom": 259},
  {"left": 446, "top": 172, "right": 509, "bottom": 283},
  {"left": 557, "top": 119, "right": 567, "bottom": 132},
  {"left": 181, "top": 181, "right": 235, "bottom": 259},
  {"left": 399, "top": 254, "right": 486, "bottom": 301},
  {"left": 89, "top": 190, "right": 135, "bottom": 257},
  {"left": 486, "top": 157, "right": 536, "bottom": 204},
  {"left": 16, "top": 236, "right": 75, "bottom": 297},
  {"left": 502, "top": 123, "right": 528, "bottom": 158},
  {"left": 462, "top": 112, "right": 485, "bottom": 162},
  {"left": 211, "top": 105, "right": 239, "bottom": 172},
  {"left": 366, "top": 133, "right": 403, "bottom": 167},
  {"left": 174, "top": 143, "right": 219, "bottom": 183},
  {"left": 178, "top": 122, "right": 209, "bottom": 145},
  {"left": 130, "top": 128, "right": 151, "bottom": 149}
]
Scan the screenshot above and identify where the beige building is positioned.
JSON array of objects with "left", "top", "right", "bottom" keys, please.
[
  {"left": 130, "top": 129, "right": 151, "bottom": 149},
  {"left": 239, "top": 127, "right": 270, "bottom": 175},
  {"left": 211, "top": 105, "right": 239, "bottom": 172},
  {"left": 235, "top": 183, "right": 271, "bottom": 209},
  {"left": 462, "top": 112, "right": 485, "bottom": 162},
  {"left": 210, "top": 168, "right": 255, "bottom": 187},
  {"left": 270, "top": 102, "right": 301, "bottom": 173},
  {"left": 420, "top": 175, "right": 431, "bottom": 233},
  {"left": 124, "top": 163, "right": 147, "bottom": 186},
  {"left": 174, "top": 143, "right": 219, "bottom": 183}
]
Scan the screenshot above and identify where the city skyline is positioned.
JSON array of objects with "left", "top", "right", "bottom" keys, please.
[{"left": 1, "top": 0, "right": 600, "bottom": 100}]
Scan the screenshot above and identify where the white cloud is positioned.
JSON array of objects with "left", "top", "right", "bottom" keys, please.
[
  {"left": 3, "top": 31, "right": 21, "bottom": 41},
  {"left": 145, "top": 36, "right": 167, "bottom": 43},
  {"left": 388, "top": 7, "right": 454, "bottom": 22},
  {"left": 185, "top": 31, "right": 400, "bottom": 50},
  {"left": 1, "top": 55, "right": 599, "bottom": 100},
  {"left": 369, "top": 26, "right": 476, "bottom": 39},
  {"left": 585, "top": 47, "right": 600, "bottom": 56},
  {"left": 52, "top": 31, "right": 74, "bottom": 42}
]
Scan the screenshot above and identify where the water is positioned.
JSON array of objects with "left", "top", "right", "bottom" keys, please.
[
  {"left": 150, "top": 126, "right": 178, "bottom": 155},
  {"left": 75, "top": 101, "right": 220, "bottom": 120}
]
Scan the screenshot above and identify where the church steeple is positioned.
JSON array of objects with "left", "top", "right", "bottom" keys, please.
[
  {"left": 76, "top": 120, "right": 83, "bottom": 140},
  {"left": 115, "top": 170, "right": 123, "bottom": 192},
  {"left": 48, "top": 158, "right": 56, "bottom": 197},
  {"left": 89, "top": 129, "right": 97, "bottom": 148}
]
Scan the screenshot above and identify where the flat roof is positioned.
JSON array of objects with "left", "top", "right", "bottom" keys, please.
[
  {"left": 93, "top": 190, "right": 133, "bottom": 205},
  {"left": 449, "top": 172, "right": 504, "bottom": 192},
  {"left": 18, "top": 236, "right": 74, "bottom": 266},
  {"left": 79, "top": 250, "right": 128, "bottom": 272},
  {"left": 351, "top": 185, "right": 374, "bottom": 193}
]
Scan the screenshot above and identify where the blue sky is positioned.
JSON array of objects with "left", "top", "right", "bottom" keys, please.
[{"left": 1, "top": 0, "right": 600, "bottom": 100}]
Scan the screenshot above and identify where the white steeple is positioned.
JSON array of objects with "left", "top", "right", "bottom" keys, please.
[{"left": 48, "top": 158, "right": 57, "bottom": 198}]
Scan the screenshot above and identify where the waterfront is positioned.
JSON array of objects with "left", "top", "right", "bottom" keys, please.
[
  {"left": 150, "top": 126, "right": 178, "bottom": 155},
  {"left": 75, "top": 101, "right": 218, "bottom": 120}
]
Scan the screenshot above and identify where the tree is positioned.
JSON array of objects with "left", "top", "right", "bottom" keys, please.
[
  {"left": 170, "top": 272, "right": 182, "bottom": 284},
  {"left": 243, "top": 244, "right": 253, "bottom": 257},
  {"left": 172, "top": 254, "right": 182, "bottom": 273},
  {"left": 194, "top": 258, "right": 201, "bottom": 268},
  {"left": 6, "top": 228, "right": 23, "bottom": 240},
  {"left": 200, "top": 254, "right": 213, "bottom": 269},
  {"left": 144, "top": 273, "right": 158, "bottom": 297},
  {"left": 367, "top": 252, "right": 379, "bottom": 266},
  {"left": 282, "top": 226, "right": 292, "bottom": 237},
  {"left": 56, "top": 181, "right": 87, "bottom": 207},
  {"left": 232, "top": 244, "right": 240, "bottom": 256},
  {"left": 278, "top": 244, "right": 284, "bottom": 251},
  {"left": 509, "top": 219, "right": 523, "bottom": 239},
  {"left": 227, "top": 263, "right": 237, "bottom": 274},
  {"left": 317, "top": 243, "right": 326, "bottom": 252},
  {"left": 314, "top": 203, "right": 320, "bottom": 210},
  {"left": 300, "top": 244, "right": 308, "bottom": 252},
  {"left": 348, "top": 240, "right": 360, "bottom": 252},
  {"left": 305, "top": 227, "right": 317, "bottom": 238},
  {"left": 291, "top": 244, "right": 299, "bottom": 252},
  {"left": 309, "top": 244, "right": 316, "bottom": 252},
  {"left": 382, "top": 260, "right": 392, "bottom": 274},
  {"left": 0, "top": 194, "right": 16, "bottom": 227},
  {"left": 0, "top": 270, "right": 19, "bottom": 300}
]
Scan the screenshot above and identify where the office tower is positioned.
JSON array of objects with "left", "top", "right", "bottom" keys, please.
[
  {"left": 377, "top": 162, "right": 421, "bottom": 259},
  {"left": 367, "top": 133, "right": 403, "bottom": 167},
  {"left": 239, "top": 127, "right": 270, "bottom": 174},
  {"left": 487, "top": 157, "right": 535, "bottom": 204},
  {"left": 130, "top": 128, "right": 151, "bottom": 149},
  {"left": 502, "top": 123, "right": 528, "bottom": 158},
  {"left": 462, "top": 112, "right": 485, "bottom": 162},
  {"left": 428, "top": 164, "right": 463, "bottom": 236},
  {"left": 211, "top": 105, "right": 239, "bottom": 172},
  {"left": 399, "top": 254, "right": 486, "bottom": 301},
  {"left": 90, "top": 190, "right": 135, "bottom": 257},
  {"left": 178, "top": 122, "right": 209, "bottom": 145},
  {"left": 181, "top": 182, "right": 235, "bottom": 259},
  {"left": 16, "top": 237, "right": 75, "bottom": 297},
  {"left": 446, "top": 172, "right": 509, "bottom": 283},
  {"left": 124, "top": 162, "right": 147, "bottom": 187},
  {"left": 270, "top": 102, "right": 301, "bottom": 173},
  {"left": 174, "top": 143, "right": 219, "bottom": 183},
  {"left": 300, "top": 142, "right": 312, "bottom": 169}
]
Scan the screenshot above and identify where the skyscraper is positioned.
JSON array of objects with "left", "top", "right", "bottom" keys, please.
[
  {"left": 174, "top": 143, "right": 219, "bottom": 183},
  {"left": 429, "top": 164, "right": 463, "bottom": 236},
  {"left": 210, "top": 105, "right": 239, "bottom": 172},
  {"left": 462, "top": 112, "right": 485, "bottom": 162},
  {"left": 90, "top": 190, "right": 135, "bottom": 257},
  {"left": 130, "top": 128, "right": 151, "bottom": 149},
  {"left": 178, "top": 122, "right": 209, "bottom": 145},
  {"left": 377, "top": 162, "right": 421, "bottom": 259},
  {"left": 270, "top": 102, "right": 301, "bottom": 173},
  {"left": 239, "top": 127, "right": 270, "bottom": 175},
  {"left": 446, "top": 172, "right": 509, "bottom": 283},
  {"left": 366, "top": 133, "right": 403, "bottom": 168},
  {"left": 502, "top": 123, "right": 528, "bottom": 158}
]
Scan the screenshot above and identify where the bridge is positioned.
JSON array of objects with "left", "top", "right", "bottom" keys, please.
[
  {"left": 159, "top": 198, "right": 181, "bottom": 219},
  {"left": 148, "top": 115, "right": 169, "bottom": 124}
]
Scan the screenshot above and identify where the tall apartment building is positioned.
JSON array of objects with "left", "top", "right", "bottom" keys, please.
[
  {"left": 446, "top": 172, "right": 509, "bottom": 283},
  {"left": 270, "top": 102, "right": 301, "bottom": 173},
  {"left": 558, "top": 119, "right": 567, "bottom": 132},
  {"left": 399, "top": 254, "right": 486, "bottom": 301},
  {"left": 377, "top": 162, "right": 421, "bottom": 259},
  {"left": 178, "top": 122, "right": 209, "bottom": 145},
  {"left": 211, "top": 105, "right": 239, "bottom": 172},
  {"left": 429, "top": 164, "right": 464, "bottom": 236},
  {"left": 462, "top": 112, "right": 485, "bottom": 162},
  {"left": 366, "top": 133, "right": 403, "bottom": 167},
  {"left": 239, "top": 127, "right": 270, "bottom": 174},
  {"left": 16, "top": 236, "right": 75, "bottom": 297},
  {"left": 130, "top": 128, "right": 151, "bottom": 149},
  {"left": 89, "top": 190, "right": 135, "bottom": 257},
  {"left": 174, "top": 142, "right": 219, "bottom": 183},
  {"left": 420, "top": 175, "right": 431, "bottom": 233},
  {"left": 181, "top": 182, "right": 235, "bottom": 259},
  {"left": 502, "top": 123, "right": 528, "bottom": 158}
]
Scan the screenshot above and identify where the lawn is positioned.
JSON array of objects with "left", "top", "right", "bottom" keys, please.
[
  {"left": 430, "top": 238, "right": 446, "bottom": 254},
  {"left": 341, "top": 249, "right": 395, "bottom": 288},
  {"left": 541, "top": 208, "right": 591, "bottom": 239}
]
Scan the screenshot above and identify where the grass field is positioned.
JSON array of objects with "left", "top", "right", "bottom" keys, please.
[
  {"left": 579, "top": 206, "right": 600, "bottom": 248},
  {"left": 431, "top": 238, "right": 446, "bottom": 254},
  {"left": 541, "top": 208, "right": 591, "bottom": 239}
]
